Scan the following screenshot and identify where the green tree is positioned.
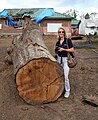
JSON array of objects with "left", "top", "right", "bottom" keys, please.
[
  {"left": 64, "top": 9, "right": 78, "bottom": 19},
  {"left": 85, "top": 13, "right": 90, "bottom": 19},
  {"left": 90, "top": 12, "right": 97, "bottom": 19}
]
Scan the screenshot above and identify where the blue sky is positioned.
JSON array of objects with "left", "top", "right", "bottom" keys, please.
[{"left": 1, "top": 0, "right": 98, "bottom": 17}]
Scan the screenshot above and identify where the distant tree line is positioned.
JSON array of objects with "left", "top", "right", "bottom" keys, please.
[{"left": 63, "top": 9, "right": 98, "bottom": 20}]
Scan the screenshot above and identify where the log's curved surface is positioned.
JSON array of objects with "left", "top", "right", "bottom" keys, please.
[{"left": 13, "top": 22, "right": 64, "bottom": 104}]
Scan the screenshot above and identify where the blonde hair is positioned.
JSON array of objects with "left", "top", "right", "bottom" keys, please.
[{"left": 57, "top": 27, "right": 67, "bottom": 40}]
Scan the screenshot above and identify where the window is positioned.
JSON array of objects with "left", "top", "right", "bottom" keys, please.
[
  {"left": 47, "top": 23, "right": 62, "bottom": 32},
  {"left": 0, "top": 24, "right": 2, "bottom": 29},
  {"left": 4, "top": 19, "right": 8, "bottom": 26}
]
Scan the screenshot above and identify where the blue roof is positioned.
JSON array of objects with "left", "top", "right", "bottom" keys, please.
[
  {"left": 0, "top": 10, "right": 9, "bottom": 17},
  {"left": 23, "top": 8, "right": 72, "bottom": 20},
  {"left": 71, "top": 19, "right": 81, "bottom": 25},
  {"left": 1, "top": 8, "right": 73, "bottom": 20}
]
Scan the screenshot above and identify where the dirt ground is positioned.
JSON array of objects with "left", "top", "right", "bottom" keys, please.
[{"left": 0, "top": 35, "right": 98, "bottom": 120}]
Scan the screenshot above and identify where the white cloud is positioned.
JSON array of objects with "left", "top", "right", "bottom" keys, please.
[
  {"left": 0, "top": 0, "right": 98, "bottom": 19},
  {"left": 0, "top": 0, "right": 14, "bottom": 11}
]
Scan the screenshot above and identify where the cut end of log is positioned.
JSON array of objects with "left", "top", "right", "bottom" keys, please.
[
  {"left": 12, "top": 22, "right": 64, "bottom": 105},
  {"left": 16, "top": 58, "right": 64, "bottom": 105}
]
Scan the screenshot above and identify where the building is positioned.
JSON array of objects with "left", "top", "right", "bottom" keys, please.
[
  {"left": 79, "top": 19, "right": 98, "bottom": 35},
  {"left": 71, "top": 19, "right": 81, "bottom": 36},
  {"left": 0, "top": 8, "right": 73, "bottom": 35}
]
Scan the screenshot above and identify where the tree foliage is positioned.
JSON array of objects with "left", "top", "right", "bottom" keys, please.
[
  {"left": 85, "top": 13, "right": 90, "bottom": 19},
  {"left": 64, "top": 9, "right": 79, "bottom": 19},
  {"left": 90, "top": 12, "right": 97, "bottom": 19}
]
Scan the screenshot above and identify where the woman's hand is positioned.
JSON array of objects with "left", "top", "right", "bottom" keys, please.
[
  {"left": 58, "top": 47, "right": 74, "bottom": 52},
  {"left": 58, "top": 47, "right": 65, "bottom": 52}
]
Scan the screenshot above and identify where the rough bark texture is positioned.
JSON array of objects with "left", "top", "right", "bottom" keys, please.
[{"left": 12, "top": 22, "right": 64, "bottom": 105}]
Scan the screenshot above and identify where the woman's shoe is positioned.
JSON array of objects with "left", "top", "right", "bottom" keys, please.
[{"left": 64, "top": 91, "right": 70, "bottom": 98}]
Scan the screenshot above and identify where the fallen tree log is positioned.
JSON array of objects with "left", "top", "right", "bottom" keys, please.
[
  {"left": 12, "top": 22, "right": 64, "bottom": 105},
  {"left": 82, "top": 95, "right": 98, "bottom": 107}
]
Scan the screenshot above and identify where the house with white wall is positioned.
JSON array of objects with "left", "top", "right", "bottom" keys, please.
[{"left": 79, "top": 19, "right": 98, "bottom": 35}]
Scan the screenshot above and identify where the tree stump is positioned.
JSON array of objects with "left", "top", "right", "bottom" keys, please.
[{"left": 12, "top": 22, "right": 64, "bottom": 105}]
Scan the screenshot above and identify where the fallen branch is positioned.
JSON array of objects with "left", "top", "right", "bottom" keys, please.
[{"left": 82, "top": 95, "right": 98, "bottom": 107}]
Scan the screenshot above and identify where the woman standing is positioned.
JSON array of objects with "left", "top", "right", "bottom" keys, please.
[{"left": 55, "top": 27, "right": 74, "bottom": 98}]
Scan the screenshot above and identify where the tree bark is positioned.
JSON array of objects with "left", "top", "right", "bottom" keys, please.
[{"left": 12, "top": 22, "right": 64, "bottom": 105}]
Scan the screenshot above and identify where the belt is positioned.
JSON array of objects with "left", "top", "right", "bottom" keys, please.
[{"left": 58, "top": 56, "right": 67, "bottom": 64}]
